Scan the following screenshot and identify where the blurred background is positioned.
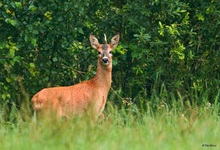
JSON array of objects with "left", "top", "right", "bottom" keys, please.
[{"left": 0, "top": 0, "right": 219, "bottom": 121}]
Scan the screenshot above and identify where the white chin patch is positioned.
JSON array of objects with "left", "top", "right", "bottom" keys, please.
[{"left": 102, "top": 62, "right": 109, "bottom": 66}]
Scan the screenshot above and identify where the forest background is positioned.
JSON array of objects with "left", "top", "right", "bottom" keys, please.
[{"left": 0, "top": 0, "right": 219, "bottom": 121}]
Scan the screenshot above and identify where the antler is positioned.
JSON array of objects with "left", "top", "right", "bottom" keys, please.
[{"left": 104, "top": 33, "right": 107, "bottom": 44}]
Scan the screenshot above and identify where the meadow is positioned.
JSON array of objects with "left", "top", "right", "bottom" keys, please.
[
  {"left": 0, "top": 99, "right": 219, "bottom": 150},
  {"left": 1, "top": 1, "right": 220, "bottom": 150}
]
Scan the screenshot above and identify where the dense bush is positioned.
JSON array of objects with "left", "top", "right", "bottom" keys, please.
[{"left": 0, "top": 0, "right": 219, "bottom": 119}]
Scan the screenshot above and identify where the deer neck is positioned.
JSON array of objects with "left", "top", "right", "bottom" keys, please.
[{"left": 93, "top": 60, "right": 112, "bottom": 91}]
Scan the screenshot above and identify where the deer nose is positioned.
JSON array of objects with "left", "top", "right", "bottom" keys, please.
[{"left": 102, "top": 57, "right": 108, "bottom": 64}]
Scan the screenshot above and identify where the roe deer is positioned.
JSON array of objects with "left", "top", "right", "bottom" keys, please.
[{"left": 31, "top": 34, "right": 120, "bottom": 119}]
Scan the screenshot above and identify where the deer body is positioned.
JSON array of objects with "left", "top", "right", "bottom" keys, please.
[{"left": 31, "top": 34, "right": 119, "bottom": 118}]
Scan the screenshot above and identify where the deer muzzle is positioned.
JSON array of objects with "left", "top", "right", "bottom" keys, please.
[{"left": 102, "top": 57, "right": 109, "bottom": 65}]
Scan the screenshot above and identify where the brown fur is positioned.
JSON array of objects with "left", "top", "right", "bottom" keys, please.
[{"left": 31, "top": 34, "right": 120, "bottom": 119}]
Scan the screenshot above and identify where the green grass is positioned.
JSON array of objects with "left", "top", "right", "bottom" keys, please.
[{"left": 0, "top": 101, "right": 219, "bottom": 150}]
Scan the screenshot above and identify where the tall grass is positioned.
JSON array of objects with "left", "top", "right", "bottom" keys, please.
[{"left": 0, "top": 92, "right": 219, "bottom": 150}]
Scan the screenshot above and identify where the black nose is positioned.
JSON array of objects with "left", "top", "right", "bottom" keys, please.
[{"left": 102, "top": 58, "right": 108, "bottom": 63}]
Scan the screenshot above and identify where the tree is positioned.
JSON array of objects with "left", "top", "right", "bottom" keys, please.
[{"left": 0, "top": 0, "right": 219, "bottom": 120}]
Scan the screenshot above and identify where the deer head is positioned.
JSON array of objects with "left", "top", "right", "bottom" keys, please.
[{"left": 89, "top": 34, "right": 120, "bottom": 68}]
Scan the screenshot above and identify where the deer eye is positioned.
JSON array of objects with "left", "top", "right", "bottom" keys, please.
[
  {"left": 98, "top": 51, "right": 101, "bottom": 55},
  {"left": 109, "top": 51, "right": 112, "bottom": 54}
]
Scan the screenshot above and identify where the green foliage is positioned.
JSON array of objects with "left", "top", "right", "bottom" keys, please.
[
  {"left": 0, "top": 102, "right": 219, "bottom": 150},
  {"left": 0, "top": 0, "right": 220, "bottom": 119}
]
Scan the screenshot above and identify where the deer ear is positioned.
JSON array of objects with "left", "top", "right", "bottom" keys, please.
[
  {"left": 110, "top": 34, "right": 120, "bottom": 49},
  {"left": 89, "top": 35, "right": 100, "bottom": 49}
]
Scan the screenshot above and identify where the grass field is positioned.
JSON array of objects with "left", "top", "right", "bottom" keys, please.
[{"left": 0, "top": 100, "right": 219, "bottom": 150}]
